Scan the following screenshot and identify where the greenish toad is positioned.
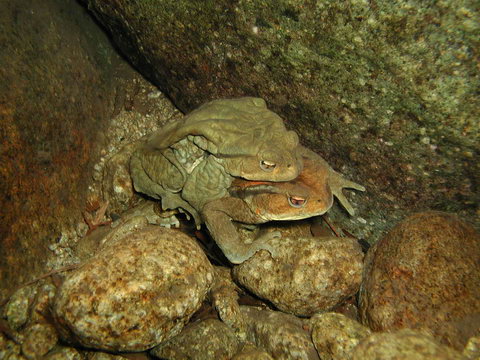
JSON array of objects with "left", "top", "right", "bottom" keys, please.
[{"left": 130, "top": 97, "right": 302, "bottom": 225}]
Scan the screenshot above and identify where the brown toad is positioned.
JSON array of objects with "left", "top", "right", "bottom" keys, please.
[{"left": 202, "top": 146, "right": 365, "bottom": 263}]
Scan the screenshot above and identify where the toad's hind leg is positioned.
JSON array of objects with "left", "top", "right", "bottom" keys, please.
[
  {"left": 202, "top": 198, "right": 279, "bottom": 264},
  {"left": 328, "top": 170, "right": 365, "bottom": 216}
]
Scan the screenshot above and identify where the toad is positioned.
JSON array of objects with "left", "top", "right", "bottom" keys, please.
[
  {"left": 130, "top": 97, "right": 302, "bottom": 225},
  {"left": 202, "top": 146, "right": 365, "bottom": 263}
]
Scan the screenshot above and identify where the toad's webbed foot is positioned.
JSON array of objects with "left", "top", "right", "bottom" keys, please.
[
  {"left": 329, "top": 170, "right": 365, "bottom": 216},
  {"left": 223, "top": 231, "right": 281, "bottom": 264}
]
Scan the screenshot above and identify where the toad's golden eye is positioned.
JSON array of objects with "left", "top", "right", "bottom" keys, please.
[
  {"left": 260, "top": 160, "right": 276, "bottom": 171},
  {"left": 288, "top": 195, "right": 307, "bottom": 208}
]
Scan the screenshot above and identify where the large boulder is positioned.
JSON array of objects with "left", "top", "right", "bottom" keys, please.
[
  {"left": 359, "top": 211, "right": 480, "bottom": 350},
  {"left": 81, "top": 0, "right": 479, "bottom": 240}
]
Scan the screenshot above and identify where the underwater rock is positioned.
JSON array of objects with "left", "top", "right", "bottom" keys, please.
[
  {"left": 310, "top": 312, "right": 371, "bottom": 360},
  {"left": 150, "top": 318, "right": 241, "bottom": 360},
  {"left": 240, "top": 306, "right": 319, "bottom": 360},
  {"left": 351, "top": 329, "right": 465, "bottom": 360},
  {"left": 20, "top": 322, "right": 58, "bottom": 359},
  {"left": 3, "top": 285, "right": 37, "bottom": 331},
  {"left": 359, "top": 211, "right": 480, "bottom": 351},
  {"left": 209, "top": 266, "right": 247, "bottom": 340},
  {"left": 0, "top": 333, "right": 24, "bottom": 360},
  {"left": 44, "top": 346, "right": 84, "bottom": 360},
  {"left": 101, "top": 142, "right": 139, "bottom": 215},
  {"left": 463, "top": 335, "right": 480, "bottom": 360},
  {"left": 233, "top": 235, "right": 364, "bottom": 316},
  {"left": 232, "top": 345, "right": 275, "bottom": 360},
  {"left": 53, "top": 225, "right": 214, "bottom": 352}
]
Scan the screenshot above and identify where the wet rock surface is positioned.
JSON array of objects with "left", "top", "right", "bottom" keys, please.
[
  {"left": 53, "top": 223, "right": 214, "bottom": 352},
  {"left": 21, "top": 322, "right": 58, "bottom": 359},
  {"left": 232, "top": 345, "right": 275, "bottom": 360},
  {"left": 240, "top": 306, "right": 319, "bottom": 360},
  {"left": 150, "top": 318, "right": 241, "bottom": 360},
  {"left": 233, "top": 231, "right": 364, "bottom": 316},
  {"left": 0, "top": 0, "right": 144, "bottom": 300},
  {"left": 359, "top": 211, "right": 480, "bottom": 350},
  {"left": 463, "top": 336, "right": 480, "bottom": 360},
  {"left": 351, "top": 329, "right": 465, "bottom": 360},
  {"left": 44, "top": 346, "right": 83, "bottom": 360},
  {"left": 311, "top": 312, "right": 371, "bottom": 360},
  {"left": 209, "top": 266, "right": 247, "bottom": 340},
  {"left": 80, "top": 0, "right": 479, "bottom": 243}
]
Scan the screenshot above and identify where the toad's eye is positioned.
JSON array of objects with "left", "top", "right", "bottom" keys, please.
[
  {"left": 260, "top": 160, "right": 276, "bottom": 171},
  {"left": 288, "top": 196, "right": 307, "bottom": 208}
]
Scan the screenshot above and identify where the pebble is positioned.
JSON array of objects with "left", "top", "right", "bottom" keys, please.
[
  {"left": 240, "top": 306, "right": 319, "bottom": 360},
  {"left": 310, "top": 312, "right": 371, "bottom": 360},
  {"left": 150, "top": 318, "right": 240, "bottom": 360},
  {"left": 351, "top": 329, "right": 465, "bottom": 359},
  {"left": 21, "top": 322, "right": 58, "bottom": 359}
]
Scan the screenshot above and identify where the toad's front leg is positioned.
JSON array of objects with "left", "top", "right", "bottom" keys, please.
[{"left": 202, "top": 197, "right": 279, "bottom": 264}]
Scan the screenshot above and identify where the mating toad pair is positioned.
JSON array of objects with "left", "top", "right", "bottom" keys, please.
[{"left": 130, "top": 98, "right": 365, "bottom": 264}]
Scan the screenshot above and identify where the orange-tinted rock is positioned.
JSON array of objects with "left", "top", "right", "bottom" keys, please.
[
  {"left": 359, "top": 211, "right": 480, "bottom": 350},
  {"left": 53, "top": 226, "right": 214, "bottom": 352},
  {"left": 352, "top": 329, "right": 464, "bottom": 360},
  {"left": 0, "top": 0, "right": 135, "bottom": 300}
]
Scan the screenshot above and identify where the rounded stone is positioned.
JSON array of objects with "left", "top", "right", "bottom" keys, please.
[
  {"left": 53, "top": 226, "right": 214, "bottom": 352},
  {"left": 232, "top": 345, "right": 274, "bottom": 360},
  {"left": 233, "top": 236, "right": 364, "bottom": 316},
  {"left": 21, "top": 322, "right": 58, "bottom": 359},
  {"left": 359, "top": 211, "right": 480, "bottom": 350},
  {"left": 311, "top": 312, "right": 371, "bottom": 360},
  {"left": 351, "top": 329, "right": 464, "bottom": 360},
  {"left": 44, "top": 346, "right": 83, "bottom": 360},
  {"left": 150, "top": 318, "right": 240, "bottom": 360},
  {"left": 239, "top": 306, "right": 319, "bottom": 360}
]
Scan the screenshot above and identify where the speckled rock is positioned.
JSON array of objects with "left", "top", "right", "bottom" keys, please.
[
  {"left": 209, "top": 266, "right": 246, "bottom": 340},
  {"left": 464, "top": 336, "right": 480, "bottom": 360},
  {"left": 151, "top": 318, "right": 241, "bottom": 360},
  {"left": 359, "top": 211, "right": 480, "bottom": 350},
  {"left": 240, "top": 306, "right": 319, "bottom": 360},
  {"left": 53, "top": 225, "right": 214, "bottom": 352},
  {"left": 80, "top": 0, "right": 480, "bottom": 248},
  {"left": 3, "top": 285, "right": 38, "bottom": 331},
  {"left": 44, "top": 347, "right": 83, "bottom": 360},
  {"left": 101, "top": 142, "right": 139, "bottom": 215},
  {"left": 87, "top": 352, "right": 130, "bottom": 360},
  {"left": 351, "top": 329, "right": 465, "bottom": 360},
  {"left": 232, "top": 344, "right": 275, "bottom": 360},
  {"left": 311, "top": 312, "right": 371, "bottom": 360},
  {"left": 21, "top": 322, "right": 58, "bottom": 359},
  {"left": 0, "top": 333, "right": 23, "bottom": 360},
  {"left": 233, "top": 236, "right": 364, "bottom": 316}
]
